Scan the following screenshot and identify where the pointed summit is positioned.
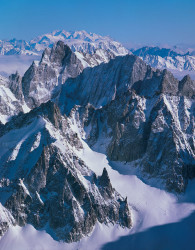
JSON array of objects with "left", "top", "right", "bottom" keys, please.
[
  {"left": 179, "top": 74, "right": 195, "bottom": 98},
  {"left": 98, "top": 168, "right": 114, "bottom": 198},
  {"left": 22, "top": 42, "right": 83, "bottom": 108},
  {"left": 41, "top": 41, "right": 73, "bottom": 66},
  {"left": 8, "top": 71, "right": 24, "bottom": 101},
  {"left": 160, "top": 69, "right": 179, "bottom": 95},
  {"left": 99, "top": 168, "right": 110, "bottom": 186}
]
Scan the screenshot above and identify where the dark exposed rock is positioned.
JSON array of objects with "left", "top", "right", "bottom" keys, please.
[
  {"left": 5, "top": 179, "right": 32, "bottom": 226},
  {"left": 8, "top": 71, "right": 24, "bottom": 102},
  {"left": 131, "top": 69, "right": 179, "bottom": 98},
  {"left": 160, "top": 69, "right": 179, "bottom": 95},
  {"left": 99, "top": 168, "right": 111, "bottom": 187},
  {"left": 98, "top": 168, "right": 114, "bottom": 198},
  {"left": 119, "top": 197, "right": 132, "bottom": 228},
  {"left": 179, "top": 75, "right": 195, "bottom": 98}
]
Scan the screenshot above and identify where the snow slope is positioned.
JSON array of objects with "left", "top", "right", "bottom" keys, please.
[
  {"left": 0, "top": 79, "right": 30, "bottom": 124},
  {"left": 77, "top": 142, "right": 195, "bottom": 232}
]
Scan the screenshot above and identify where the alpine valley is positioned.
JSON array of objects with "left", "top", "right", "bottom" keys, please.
[{"left": 0, "top": 31, "right": 195, "bottom": 250}]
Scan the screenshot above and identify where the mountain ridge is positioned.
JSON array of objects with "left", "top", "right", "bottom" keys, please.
[
  {"left": 0, "top": 41, "right": 194, "bottom": 244},
  {"left": 0, "top": 100, "right": 132, "bottom": 241},
  {"left": 1, "top": 30, "right": 195, "bottom": 79}
]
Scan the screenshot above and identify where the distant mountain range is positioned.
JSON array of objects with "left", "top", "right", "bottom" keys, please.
[
  {"left": 0, "top": 30, "right": 129, "bottom": 56},
  {"left": 0, "top": 30, "right": 195, "bottom": 79},
  {"left": 0, "top": 30, "right": 195, "bottom": 76},
  {"left": 132, "top": 46, "right": 195, "bottom": 72}
]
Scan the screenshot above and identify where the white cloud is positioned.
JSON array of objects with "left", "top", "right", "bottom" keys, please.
[{"left": 0, "top": 55, "right": 41, "bottom": 76}]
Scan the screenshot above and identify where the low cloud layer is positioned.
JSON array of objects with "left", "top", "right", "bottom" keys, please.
[{"left": 0, "top": 55, "right": 41, "bottom": 77}]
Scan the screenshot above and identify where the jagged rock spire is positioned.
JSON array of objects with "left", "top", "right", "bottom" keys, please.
[
  {"left": 179, "top": 74, "right": 195, "bottom": 98},
  {"left": 8, "top": 71, "right": 24, "bottom": 101},
  {"left": 22, "top": 41, "right": 83, "bottom": 109},
  {"left": 98, "top": 168, "right": 114, "bottom": 198},
  {"left": 99, "top": 168, "right": 110, "bottom": 186}
]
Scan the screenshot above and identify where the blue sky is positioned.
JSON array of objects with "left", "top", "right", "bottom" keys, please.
[{"left": 0, "top": 0, "right": 194, "bottom": 46}]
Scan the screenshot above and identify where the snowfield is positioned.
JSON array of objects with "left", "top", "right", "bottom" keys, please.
[{"left": 1, "top": 139, "right": 195, "bottom": 250}]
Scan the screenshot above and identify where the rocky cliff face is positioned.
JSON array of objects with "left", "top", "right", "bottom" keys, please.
[
  {"left": 59, "top": 55, "right": 150, "bottom": 114},
  {"left": 22, "top": 41, "right": 84, "bottom": 108},
  {"left": 8, "top": 71, "right": 24, "bottom": 102},
  {"left": 0, "top": 41, "right": 121, "bottom": 123},
  {"left": 58, "top": 57, "right": 194, "bottom": 193},
  {"left": 0, "top": 101, "right": 132, "bottom": 241}
]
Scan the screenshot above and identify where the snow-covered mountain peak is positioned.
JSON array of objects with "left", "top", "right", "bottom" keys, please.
[
  {"left": 30, "top": 29, "right": 129, "bottom": 56},
  {"left": 0, "top": 29, "right": 129, "bottom": 59},
  {"left": 36, "top": 29, "right": 111, "bottom": 44}
]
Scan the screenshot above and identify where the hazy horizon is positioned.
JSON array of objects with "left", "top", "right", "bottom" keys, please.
[
  {"left": 1, "top": 28, "right": 195, "bottom": 51},
  {"left": 0, "top": 0, "right": 194, "bottom": 47}
]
